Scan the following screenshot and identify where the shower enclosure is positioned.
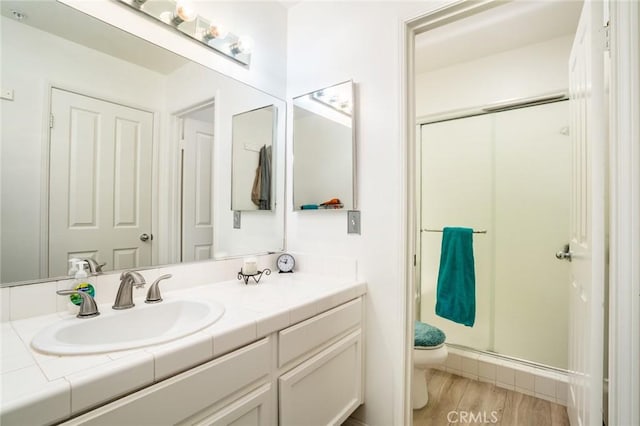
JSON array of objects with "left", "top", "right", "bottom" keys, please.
[{"left": 418, "top": 100, "right": 570, "bottom": 370}]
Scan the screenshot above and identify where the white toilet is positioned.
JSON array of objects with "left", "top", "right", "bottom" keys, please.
[{"left": 413, "top": 322, "right": 448, "bottom": 410}]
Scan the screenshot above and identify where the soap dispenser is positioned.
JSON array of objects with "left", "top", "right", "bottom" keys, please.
[{"left": 67, "top": 259, "right": 96, "bottom": 314}]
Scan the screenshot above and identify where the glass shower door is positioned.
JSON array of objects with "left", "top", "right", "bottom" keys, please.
[{"left": 419, "top": 101, "right": 570, "bottom": 369}]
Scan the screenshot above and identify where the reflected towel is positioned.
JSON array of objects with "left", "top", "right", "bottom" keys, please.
[{"left": 435, "top": 227, "right": 476, "bottom": 327}]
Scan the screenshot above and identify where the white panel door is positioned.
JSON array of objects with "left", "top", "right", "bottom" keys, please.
[
  {"left": 49, "top": 88, "right": 153, "bottom": 277},
  {"left": 567, "top": 1, "right": 607, "bottom": 425},
  {"left": 182, "top": 117, "right": 214, "bottom": 262}
]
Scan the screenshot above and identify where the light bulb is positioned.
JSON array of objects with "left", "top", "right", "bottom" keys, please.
[
  {"left": 230, "top": 36, "right": 254, "bottom": 55},
  {"left": 171, "top": 1, "right": 197, "bottom": 25},
  {"left": 203, "top": 23, "right": 229, "bottom": 41}
]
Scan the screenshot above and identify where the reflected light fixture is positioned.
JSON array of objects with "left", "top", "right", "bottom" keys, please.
[
  {"left": 230, "top": 36, "right": 254, "bottom": 55},
  {"left": 10, "top": 9, "right": 26, "bottom": 20},
  {"left": 312, "top": 89, "right": 353, "bottom": 116}
]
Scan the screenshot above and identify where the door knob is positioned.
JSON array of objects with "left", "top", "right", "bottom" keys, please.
[
  {"left": 555, "top": 244, "right": 572, "bottom": 261},
  {"left": 139, "top": 233, "right": 152, "bottom": 242}
]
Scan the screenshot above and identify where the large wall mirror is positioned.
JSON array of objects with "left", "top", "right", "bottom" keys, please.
[
  {"left": 292, "top": 81, "right": 355, "bottom": 211},
  {"left": 0, "top": 0, "right": 285, "bottom": 286}
]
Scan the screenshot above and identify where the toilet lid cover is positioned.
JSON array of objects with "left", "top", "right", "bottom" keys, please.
[{"left": 414, "top": 321, "right": 446, "bottom": 347}]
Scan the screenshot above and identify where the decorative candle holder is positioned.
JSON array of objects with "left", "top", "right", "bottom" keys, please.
[{"left": 237, "top": 268, "right": 271, "bottom": 285}]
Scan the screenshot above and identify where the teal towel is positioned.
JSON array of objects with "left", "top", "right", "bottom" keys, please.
[
  {"left": 414, "top": 321, "right": 446, "bottom": 347},
  {"left": 435, "top": 227, "right": 476, "bottom": 327},
  {"left": 300, "top": 204, "right": 318, "bottom": 210}
]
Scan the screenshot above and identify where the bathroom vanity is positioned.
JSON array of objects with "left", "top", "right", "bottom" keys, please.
[{"left": 0, "top": 275, "right": 366, "bottom": 426}]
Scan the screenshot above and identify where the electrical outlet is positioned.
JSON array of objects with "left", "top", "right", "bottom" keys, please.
[
  {"left": 233, "top": 211, "right": 241, "bottom": 229},
  {"left": 347, "top": 210, "right": 361, "bottom": 234}
]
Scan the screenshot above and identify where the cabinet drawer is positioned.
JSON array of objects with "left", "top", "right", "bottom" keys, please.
[
  {"left": 278, "top": 298, "right": 362, "bottom": 367},
  {"left": 63, "top": 338, "right": 271, "bottom": 426},
  {"left": 279, "top": 330, "right": 363, "bottom": 426},
  {"left": 188, "top": 383, "right": 273, "bottom": 426}
]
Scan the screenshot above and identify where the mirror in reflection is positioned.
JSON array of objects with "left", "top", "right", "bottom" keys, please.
[
  {"left": 292, "top": 81, "right": 355, "bottom": 211},
  {"left": 232, "top": 105, "right": 276, "bottom": 211},
  {"left": 0, "top": 0, "right": 285, "bottom": 286}
]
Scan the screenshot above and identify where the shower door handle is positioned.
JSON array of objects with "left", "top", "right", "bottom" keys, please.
[{"left": 555, "top": 244, "right": 572, "bottom": 262}]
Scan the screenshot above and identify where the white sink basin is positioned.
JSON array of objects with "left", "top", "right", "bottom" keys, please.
[{"left": 31, "top": 299, "right": 225, "bottom": 355}]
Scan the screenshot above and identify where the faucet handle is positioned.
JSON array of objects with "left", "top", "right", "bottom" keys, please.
[
  {"left": 145, "top": 274, "right": 172, "bottom": 304},
  {"left": 56, "top": 290, "right": 100, "bottom": 318},
  {"left": 82, "top": 258, "right": 106, "bottom": 275}
]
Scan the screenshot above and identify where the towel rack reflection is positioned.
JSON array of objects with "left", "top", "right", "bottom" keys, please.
[{"left": 421, "top": 228, "right": 487, "bottom": 234}]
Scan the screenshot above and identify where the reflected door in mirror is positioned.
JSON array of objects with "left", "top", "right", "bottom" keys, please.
[
  {"left": 181, "top": 110, "right": 214, "bottom": 262},
  {"left": 48, "top": 89, "right": 153, "bottom": 277}
]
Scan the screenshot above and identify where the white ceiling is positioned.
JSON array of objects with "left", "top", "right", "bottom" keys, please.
[
  {"left": 1, "top": 0, "right": 189, "bottom": 75},
  {"left": 415, "top": 0, "right": 583, "bottom": 74}
]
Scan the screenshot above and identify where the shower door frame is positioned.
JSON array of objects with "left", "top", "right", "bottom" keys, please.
[
  {"left": 402, "top": 1, "right": 640, "bottom": 425},
  {"left": 415, "top": 96, "right": 571, "bottom": 372}
]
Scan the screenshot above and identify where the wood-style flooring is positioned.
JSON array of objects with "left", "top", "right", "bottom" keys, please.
[{"left": 413, "top": 369, "right": 570, "bottom": 426}]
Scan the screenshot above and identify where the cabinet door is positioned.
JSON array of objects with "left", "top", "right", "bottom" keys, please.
[
  {"left": 279, "top": 330, "right": 362, "bottom": 426},
  {"left": 190, "top": 384, "right": 273, "bottom": 426}
]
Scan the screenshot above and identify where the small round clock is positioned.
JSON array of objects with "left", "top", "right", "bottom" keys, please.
[{"left": 276, "top": 253, "right": 295, "bottom": 273}]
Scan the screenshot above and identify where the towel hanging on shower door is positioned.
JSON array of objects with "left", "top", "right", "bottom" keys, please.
[{"left": 435, "top": 227, "right": 476, "bottom": 327}]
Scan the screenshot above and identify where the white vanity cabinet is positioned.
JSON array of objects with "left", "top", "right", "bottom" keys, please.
[
  {"left": 61, "top": 338, "right": 274, "bottom": 426},
  {"left": 277, "top": 298, "right": 364, "bottom": 426},
  {"left": 61, "top": 297, "right": 364, "bottom": 426}
]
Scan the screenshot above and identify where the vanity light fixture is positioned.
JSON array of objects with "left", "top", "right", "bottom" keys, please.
[
  {"left": 202, "top": 23, "right": 229, "bottom": 41},
  {"left": 10, "top": 9, "right": 26, "bottom": 21},
  {"left": 229, "top": 36, "right": 254, "bottom": 55},
  {"left": 170, "top": 1, "right": 197, "bottom": 26},
  {"left": 117, "top": 0, "right": 253, "bottom": 66}
]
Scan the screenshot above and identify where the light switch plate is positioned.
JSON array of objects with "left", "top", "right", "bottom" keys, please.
[
  {"left": 233, "top": 211, "right": 241, "bottom": 229},
  {"left": 347, "top": 210, "right": 361, "bottom": 234}
]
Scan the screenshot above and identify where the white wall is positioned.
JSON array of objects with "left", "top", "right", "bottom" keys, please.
[
  {"left": 58, "top": 0, "right": 288, "bottom": 98},
  {"left": 286, "top": 2, "right": 449, "bottom": 424},
  {"left": 415, "top": 35, "right": 573, "bottom": 117},
  {"left": 0, "top": 16, "right": 166, "bottom": 283}
]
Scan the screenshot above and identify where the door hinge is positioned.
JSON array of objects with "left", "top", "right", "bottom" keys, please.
[
  {"left": 49, "top": 114, "right": 54, "bottom": 129},
  {"left": 604, "top": 24, "right": 611, "bottom": 52},
  {"left": 179, "top": 139, "right": 185, "bottom": 150},
  {"left": 413, "top": 254, "right": 417, "bottom": 267}
]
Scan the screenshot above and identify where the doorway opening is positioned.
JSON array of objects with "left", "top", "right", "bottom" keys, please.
[{"left": 175, "top": 100, "right": 215, "bottom": 263}]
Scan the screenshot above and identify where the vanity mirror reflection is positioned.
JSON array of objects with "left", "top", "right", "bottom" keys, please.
[
  {"left": 231, "top": 105, "right": 276, "bottom": 211},
  {"left": 292, "top": 81, "right": 355, "bottom": 211},
  {"left": 0, "top": 0, "right": 285, "bottom": 286}
]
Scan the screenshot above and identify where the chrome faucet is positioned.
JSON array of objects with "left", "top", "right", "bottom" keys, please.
[
  {"left": 113, "top": 270, "right": 146, "bottom": 310},
  {"left": 57, "top": 289, "right": 100, "bottom": 318},
  {"left": 145, "top": 274, "right": 172, "bottom": 304}
]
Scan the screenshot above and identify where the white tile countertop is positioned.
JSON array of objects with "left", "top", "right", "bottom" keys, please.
[{"left": 0, "top": 273, "right": 366, "bottom": 425}]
